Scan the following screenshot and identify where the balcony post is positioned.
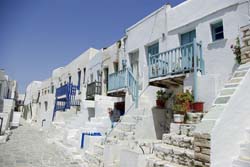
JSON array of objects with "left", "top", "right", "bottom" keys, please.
[{"left": 193, "top": 38, "right": 198, "bottom": 102}]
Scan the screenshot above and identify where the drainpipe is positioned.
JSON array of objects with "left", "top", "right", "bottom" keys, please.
[
  {"left": 193, "top": 38, "right": 198, "bottom": 102},
  {"left": 0, "top": 117, "right": 3, "bottom": 135}
]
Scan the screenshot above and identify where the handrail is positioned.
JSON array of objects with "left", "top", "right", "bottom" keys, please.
[
  {"left": 127, "top": 68, "right": 139, "bottom": 107},
  {"left": 103, "top": 84, "right": 149, "bottom": 144}
]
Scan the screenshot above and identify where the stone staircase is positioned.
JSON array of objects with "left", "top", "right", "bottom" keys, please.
[
  {"left": 233, "top": 128, "right": 250, "bottom": 167},
  {"left": 146, "top": 124, "right": 197, "bottom": 167}
]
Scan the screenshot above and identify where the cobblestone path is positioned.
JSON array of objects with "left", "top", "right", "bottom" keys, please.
[{"left": 0, "top": 120, "right": 84, "bottom": 167}]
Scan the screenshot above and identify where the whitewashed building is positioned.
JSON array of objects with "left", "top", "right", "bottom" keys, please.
[
  {"left": 0, "top": 69, "right": 18, "bottom": 136},
  {"left": 25, "top": 0, "right": 250, "bottom": 166}
]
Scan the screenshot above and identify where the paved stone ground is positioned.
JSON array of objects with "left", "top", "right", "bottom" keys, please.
[{"left": 0, "top": 120, "right": 84, "bottom": 167}]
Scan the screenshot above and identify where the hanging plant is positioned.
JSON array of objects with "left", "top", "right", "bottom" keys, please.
[{"left": 231, "top": 37, "right": 241, "bottom": 64}]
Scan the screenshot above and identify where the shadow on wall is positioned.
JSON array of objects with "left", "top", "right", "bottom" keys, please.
[
  {"left": 207, "top": 39, "right": 227, "bottom": 50},
  {"left": 152, "top": 107, "right": 172, "bottom": 139}
]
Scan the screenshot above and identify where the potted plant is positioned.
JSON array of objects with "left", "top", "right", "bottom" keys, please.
[
  {"left": 172, "top": 91, "right": 194, "bottom": 123},
  {"left": 175, "top": 91, "right": 194, "bottom": 112},
  {"left": 156, "top": 90, "right": 171, "bottom": 108},
  {"left": 173, "top": 104, "right": 186, "bottom": 123},
  {"left": 192, "top": 101, "right": 204, "bottom": 112},
  {"left": 231, "top": 37, "right": 241, "bottom": 64}
]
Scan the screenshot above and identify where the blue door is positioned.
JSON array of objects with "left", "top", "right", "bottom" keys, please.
[{"left": 181, "top": 30, "right": 196, "bottom": 45}]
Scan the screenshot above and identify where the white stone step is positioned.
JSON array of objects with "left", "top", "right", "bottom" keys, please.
[
  {"left": 147, "top": 155, "right": 188, "bottom": 167},
  {"left": 93, "top": 143, "right": 104, "bottom": 156},
  {"left": 111, "top": 129, "right": 134, "bottom": 140},
  {"left": 120, "top": 115, "right": 143, "bottom": 124},
  {"left": 240, "top": 142, "right": 250, "bottom": 156},
  {"left": 233, "top": 158, "right": 250, "bottom": 167},
  {"left": 116, "top": 122, "right": 136, "bottom": 132},
  {"left": 84, "top": 150, "right": 103, "bottom": 167}
]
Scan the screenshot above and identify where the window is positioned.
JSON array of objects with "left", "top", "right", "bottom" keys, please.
[
  {"left": 147, "top": 42, "right": 159, "bottom": 64},
  {"left": 77, "top": 70, "right": 81, "bottom": 90},
  {"left": 180, "top": 30, "right": 196, "bottom": 45},
  {"left": 83, "top": 68, "right": 86, "bottom": 84},
  {"left": 90, "top": 73, "right": 94, "bottom": 83},
  {"left": 51, "top": 85, "right": 54, "bottom": 94},
  {"left": 211, "top": 21, "right": 224, "bottom": 41},
  {"left": 68, "top": 76, "right": 72, "bottom": 83},
  {"left": 44, "top": 101, "right": 48, "bottom": 112},
  {"left": 113, "top": 62, "right": 118, "bottom": 73}
]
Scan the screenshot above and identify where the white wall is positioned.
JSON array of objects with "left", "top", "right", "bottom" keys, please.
[
  {"left": 125, "top": 0, "right": 249, "bottom": 112},
  {"left": 211, "top": 67, "right": 250, "bottom": 167}
]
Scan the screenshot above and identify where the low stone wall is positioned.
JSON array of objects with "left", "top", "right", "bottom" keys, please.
[
  {"left": 170, "top": 123, "right": 197, "bottom": 137},
  {"left": 193, "top": 133, "right": 210, "bottom": 167},
  {"left": 241, "top": 24, "right": 250, "bottom": 64}
]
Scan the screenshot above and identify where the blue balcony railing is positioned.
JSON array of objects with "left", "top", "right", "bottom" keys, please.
[
  {"left": 149, "top": 39, "right": 204, "bottom": 79},
  {"left": 52, "top": 83, "right": 79, "bottom": 121},
  {"left": 108, "top": 68, "right": 138, "bottom": 107},
  {"left": 108, "top": 69, "right": 126, "bottom": 91}
]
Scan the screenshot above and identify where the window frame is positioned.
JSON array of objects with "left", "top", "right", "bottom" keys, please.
[{"left": 211, "top": 21, "right": 224, "bottom": 42}]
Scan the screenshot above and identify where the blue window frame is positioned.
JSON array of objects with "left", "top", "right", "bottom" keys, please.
[
  {"left": 211, "top": 21, "right": 224, "bottom": 41},
  {"left": 147, "top": 42, "right": 159, "bottom": 64},
  {"left": 77, "top": 70, "right": 81, "bottom": 90},
  {"left": 181, "top": 30, "right": 196, "bottom": 45}
]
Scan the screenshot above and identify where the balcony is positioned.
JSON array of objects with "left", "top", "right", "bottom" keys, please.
[
  {"left": 86, "top": 81, "right": 102, "bottom": 100},
  {"left": 108, "top": 69, "right": 126, "bottom": 94},
  {"left": 108, "top": 68, "right": 138, "bottom": 107},
  {"left": 148, "top": 39, "right": 204, "bottom": 88},
  {"left": 53, "top": 83, "right": 79, "bottom": 121}
]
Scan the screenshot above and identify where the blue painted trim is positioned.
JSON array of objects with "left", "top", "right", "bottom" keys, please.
[
  {"left": 193, "top": 38, "right": 198, "bottom": 102},
  {"left": 80, "top": 132, "right": 102, "bottom": 149}
]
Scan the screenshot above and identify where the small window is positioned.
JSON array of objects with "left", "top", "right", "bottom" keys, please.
[
  {"left": 51, "top": 85, "right": 54, "bottom": 94},
  {"left": 44, "top": 101, "right": 48, "bottom": 112},
  {"left": 211, "top": 21, "right": 224, "bottom": 41},
  {"left": 83, "top": 68, "right": 86, "bottom": 84},
  {"left": 113, "top": 62, "right": 118, "bottom": 73}
]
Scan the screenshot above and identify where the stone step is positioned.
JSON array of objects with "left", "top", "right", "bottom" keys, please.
[
  {"left": 147, "top": 155, "right": 189, "bottom": 167},
  {"left": 84, "top": 150, "right": 103, "bottom": 167},
  {"left": 116, "top": 122, "right": 136, "bottom": 132},
  {"left": 233, "top": 158, "right": 250, "bottom": 167},
  {"left": 93, "top": 143, "right": 104, "bottom": 156},
  {"left": 170, "top": 123, "right": 197, "bottom": 137},
  {"left": 239, "top": 145, "right": 250, "bottom": 158},
  {"left": 120, "top": 115, "right": 143, "bottom": 124},
  {"left": 111, "top": 129, "right": 135, "bottom": 141},
  {"left": 162, "top": 133, "right": 194, "bottom": 150},
  {"left": 153, "top": 143, "right": 194, "bottom": 166}
]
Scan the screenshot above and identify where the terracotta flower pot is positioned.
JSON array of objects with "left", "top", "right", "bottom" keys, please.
[
  {"left": 192, "top": 102, "right": 204, "bottom": 112},
  {"left": 156, "top": 100, "right": 165, "bottom": 108}
]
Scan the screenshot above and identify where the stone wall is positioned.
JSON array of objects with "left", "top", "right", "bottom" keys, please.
[
  {"left": 193, "top": 133, "right": 210, "bottom": 167},
  {"left": 241, "top": 24, "right": 250, "bottom": 64}
]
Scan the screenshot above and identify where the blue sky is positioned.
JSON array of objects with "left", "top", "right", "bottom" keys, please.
[{"left": 0, "top": 0, "right": 184, "bottom": 93}]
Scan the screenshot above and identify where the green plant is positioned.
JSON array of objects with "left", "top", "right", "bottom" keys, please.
[
  {"left": 173, "top": 104, "right": 186, "bottom": 115},
  {"left": 175, "top": 90, "right": 194, "bottom": 104},
  {"left": 172, "top": 90, "right": 194, "bottom": 114},
  {"left": 156, "top": 90, "right": 172, "bottom": 101},
  {"left": 231, "top": 37, "right": 241, "bottom": 64}
]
